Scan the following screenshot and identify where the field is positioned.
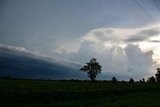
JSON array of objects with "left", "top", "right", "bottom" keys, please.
[{"left": 0, "top": 79, "right": 160, "bottom": 107}]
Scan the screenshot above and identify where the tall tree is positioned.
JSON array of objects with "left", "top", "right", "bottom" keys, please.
[
  {"left": 79, "top": 58, "right": 102, "bottom": 81},
  {"left": 156, "top": 68, "right": 160, "bottom": 83}
]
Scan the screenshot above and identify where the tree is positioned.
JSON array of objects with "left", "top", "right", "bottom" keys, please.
[
  {"left": 112, "top": 77, "right": 117, "bottom": 83},
  {"left": 129, "top": 78, "right": 134, "bottom": 83},
  {"left": 156, "top": 68, "right": 160, "bottom": 83},
  {"left": 142, "top": 78, "right": 145, "bottom": 82},
  {"left": 79, "top": 58, "right": 102, "bottom": 81},
  {"left": 139, "top": 78, "right": 145, "bottom": 83},
  {"left": 147, "top": 76, "right": 156, "bottom": 83}
]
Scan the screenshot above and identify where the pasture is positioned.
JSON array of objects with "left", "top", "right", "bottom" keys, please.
[{"left": 0, "top": 79, "right": 160, "bottom": 107}]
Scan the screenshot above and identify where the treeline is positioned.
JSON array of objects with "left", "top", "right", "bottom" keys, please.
[
  {"left": 111, "top": 68, "right": 160, "bottom": 83},
  {"left": 1, "top": 67, "right": 160, "bottom": 83},
  {"left": 0, "top": 76, "right": 158, "bottom": 83}
]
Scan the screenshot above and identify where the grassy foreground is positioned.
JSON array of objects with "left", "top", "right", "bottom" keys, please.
[{"left": 0, "top": 79, "right": 160, "bottom": 107}]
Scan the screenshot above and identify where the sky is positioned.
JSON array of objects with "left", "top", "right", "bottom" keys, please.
[{"left": 1, "top": 0, "right": 160, "bottom": 80}]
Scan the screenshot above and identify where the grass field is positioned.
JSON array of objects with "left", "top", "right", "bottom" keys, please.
[{"left": 0, "top": 79, "right": 160, "bottom": 107}]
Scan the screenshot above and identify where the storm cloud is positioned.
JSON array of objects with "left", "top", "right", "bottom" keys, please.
[
  {"left": 1, "top": 0, "right": 160, "bottom": 80},
  {"left": 72, "top": 43, "right": 155, "bottom": 80},
  {"left": 54, "top": 25, "right": 160, "bottom": 80},
  {"left": 81, "top": 26, "right": 160, "bottom": 44}
]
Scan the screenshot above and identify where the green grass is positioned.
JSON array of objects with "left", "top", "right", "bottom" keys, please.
[{"left": 0, "top": 79, "right": 160, "bottom": 107}]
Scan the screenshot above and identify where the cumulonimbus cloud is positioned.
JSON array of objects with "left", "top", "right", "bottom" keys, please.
[
  {"left": 81, "top": 25, "right": 160, "bottom": 44},
  {"left": 54, "top": 24, "right": 160, "bottom": 80},
  {"left": 42, "top": 23, "right": 160, "bottom": 80},
  {"left": 68, "top": 42, "right": 155, "bottom": 80}
]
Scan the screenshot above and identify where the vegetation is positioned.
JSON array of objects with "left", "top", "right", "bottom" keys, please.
[
  {"left": 79, "top": 58, "right": 102, "bottom": 81},
  {"left": 139, "top": 78, "right": 145, "bottom": 83},
  {"left": 156, "top": 68, "right": 160, "bottom": 83},
  {"left": 1, "top": 58, "right": 160, "bottom": 107},
  {"left": 147, "top": 76, "right": 156, "bottom": 83},
  {"left": 112, "top": 77, "right": 117, "bottom": 83},
  {"left": 1, "top": 79, "right": 160, "bottom": 107},
  {"left": 129, "top": 78, "right": 134, "bottom": 83}
]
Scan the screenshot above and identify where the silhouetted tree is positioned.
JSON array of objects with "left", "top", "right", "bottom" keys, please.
[
  {"left": 156, "top": 68, "right": 160, "bottom": 83},
  {"left": 139, "top": 78, "right": 145, "bottom": 83},
  {"left": 112, "top": 77, "right": 117, "bottom": 83},
  {"left": 129, "top": 78, "right": 134, "bottom": 83},
  {"left": 147, "top": 76, "right": 156, "bottom": 83},
  {"left": 142, "top": 78, "right": 145, "bottom": 82},
  {"left": 79, "top": 58, "right": 102, "bottom": 81}
]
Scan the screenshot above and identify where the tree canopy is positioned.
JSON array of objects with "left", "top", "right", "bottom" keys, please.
[
  {"left": 147, "top": 76, "right": 156, "bottom": 83},
  {"left": 112, "top": 77, "right": 117, "bottom": 83},
  {"left": 129, "top": 78, "right": 134, "bottom": 83},
  {"left": 156, "top": 68, "right": 160, "bottom": 83},
  {"left": 79, "top": 58, "right": 102, "bottom": 81}
]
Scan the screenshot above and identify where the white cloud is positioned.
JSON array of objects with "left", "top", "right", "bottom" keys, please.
[
  {"left": 81, "top": 25, "right": 160, "bottom": 44},
  {"left": 53, "top": 24, "right": 160, "bottom": 80},
  {"left": 80, "top": 24, "right": 160, "bottom": 62},
  {"left": 69, "top": 42, "right": 155, "bottom": 80},
  {"left": 0, "top": 43, "right": 40, "bottom": 56},
  {"left": 125, "top": 44, "right": 153, "bottom": 73},
  {"left": 0, "top": 43, "right": 27, "bottom": 52},
  {"left": 49, "top": 23, "right": 160, "bottom": 80}
]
